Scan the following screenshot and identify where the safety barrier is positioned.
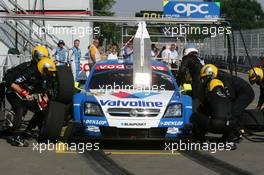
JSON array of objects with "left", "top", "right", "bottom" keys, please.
[
  {"left": 199, "top": 28, "right": 264, "bottom": 72},
  {"left": 201, "top": 54, "right": 262, "bottom": 73}
]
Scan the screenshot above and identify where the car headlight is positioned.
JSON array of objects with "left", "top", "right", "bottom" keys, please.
[
  {"left": 84, "top": 102, "right": 103, "bottom": 116},
  {"left": 163, "top": 103, "right": 182, "bottom": 118}
]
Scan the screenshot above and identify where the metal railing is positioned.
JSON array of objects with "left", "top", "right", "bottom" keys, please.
[{"left": 199, "top": 28, "right": 264, "bottom": 72}]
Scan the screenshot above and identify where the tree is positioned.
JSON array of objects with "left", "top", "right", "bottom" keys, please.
[
  {"left": 220, "top": 0, "right": 264, "bottom": 29},
  {"left": 93, "top": 0, "right": 121, "bottom": 46},
  {"left": 93, "top": 0, "right": 116, "bottom": 16}
]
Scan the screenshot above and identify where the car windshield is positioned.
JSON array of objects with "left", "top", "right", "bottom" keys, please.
[{"left": 88, "top": 66, "right": 175, "bottom": 91}]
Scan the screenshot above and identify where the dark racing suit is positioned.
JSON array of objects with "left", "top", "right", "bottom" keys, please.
[
  {"left": 217, "top": 71, "right": 255, "bottom": 118},
  {"left": 257, "top": 79, "right": 264, "bottom": 109},
  {"left": 4, "top": 61, "right": 47, "bottom": 133},
  {"left": 191, "top": 71, "right": 254, "bottom": 142},
  {"left": 177, "top": 53, "right": 203, "bottom": 114},
  {"left": 191, "top": 79, "right": 234, "bottom": 142},
  {"left": 177, "top": 53, "right": 203, "bottom": 100}
]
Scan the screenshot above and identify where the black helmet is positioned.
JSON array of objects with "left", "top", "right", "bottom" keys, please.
[{"left": 58, "top": 40, "right": 65, "bottom": 46}]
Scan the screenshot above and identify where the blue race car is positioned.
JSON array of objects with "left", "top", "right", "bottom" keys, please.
[{"left": 73, "top": 59, "right": 192, "bottom": 140}]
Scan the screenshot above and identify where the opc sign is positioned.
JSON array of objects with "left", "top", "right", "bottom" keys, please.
[
  {"left": 174, "top": 3, "right": 208, "bottom": 17},
  {"left": 163, "top": 1, "right": 220, "bottom": 18}
]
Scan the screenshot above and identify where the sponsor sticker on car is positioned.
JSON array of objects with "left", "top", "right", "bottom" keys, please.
[{"left": 95, "top": 64, "right": 167, "bottom": 71}]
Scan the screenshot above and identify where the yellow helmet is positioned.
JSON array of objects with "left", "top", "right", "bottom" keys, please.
[
  {"left": 32, "top": 45, "right": 49, "bottom": 61},
  {"left": 208, "top": 79, "right": 224, "bottom": 92},
  {"left": 200, "top": 64, "right": 218, "bottom": 79},
  {"left": 37, "top": 58, "right": 56, "bottom": 74},
  {"left": 248, "top": 67, "right": 263, "bottom": 84}
]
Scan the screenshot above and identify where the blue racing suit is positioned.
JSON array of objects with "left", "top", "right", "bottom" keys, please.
[
  {"left": 71, "top": 47, "right": 82, "bottom": 81},
  {"left": 55, "top": 47, "right": 68, "bottom": 64}
]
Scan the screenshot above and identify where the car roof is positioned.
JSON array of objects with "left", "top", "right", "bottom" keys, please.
[
  {"left": 96, "top": 59, "right": 168, "bottom": 67},
  {"left": 85, "top": 58, "right": 178, "bottom": 91}
]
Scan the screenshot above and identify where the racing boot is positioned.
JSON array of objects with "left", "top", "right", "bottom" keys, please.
[
  {"left": 7, "top": 135, "right": 29, "bottom": 147},
  {"left": 224, "top": 130, "right": 242, "bottom": 150},
  {"left": 21, "top": 129, "right": 37, "bottom": 140},
  {"left": 226, "top": 141, "right": 237, "bottom": 150},
  {"left": 227, "top": 129, "right": 243, "bottom": 143}
]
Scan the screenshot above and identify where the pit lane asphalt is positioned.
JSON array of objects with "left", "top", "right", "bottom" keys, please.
[{"left": 0, "top": 72, "right": 263, "bottom": 175}]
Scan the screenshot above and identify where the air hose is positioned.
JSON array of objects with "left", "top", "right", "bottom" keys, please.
[
  {"left": 238, "top": 111, "right": 264, "bottom": 142},
  {"left": 240, "top": 129, "right": 264, "bottom": 142}
]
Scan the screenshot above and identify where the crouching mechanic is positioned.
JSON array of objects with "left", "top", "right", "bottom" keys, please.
[
  {"left": 4, "top": 55, "right": 56, "bottom": 146},
  {"left": 192, "top": 64, "right": 254, "bottom": 147},
  {"left": 248, "top": 67, "right": 264, "bottom": 109},
  {"left": 190, "top": 78, "right": 239, "bottom": 148}
]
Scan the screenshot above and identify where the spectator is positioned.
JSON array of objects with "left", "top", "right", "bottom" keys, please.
[
  {"left": 157, "top": 46, "right": 166, "bottom": 58},
  {"left": 170, "top": 44, "right": 179, "bottom": 63},
  {"left": 89, "top": 38, "right": 101, "bottom": 66},
  {"left": 69, "top": 39, "right": 82, "bottom": 81},
  {"left": 161, "top": 45, "right": 171, "bottom": 63},
  {"left": 111, "top": 43, "right": 119, "bottom": 56},
  {"left": 170, "top": 43, "right": 179, "bottom": 76},
  {"left": 151, "top": 44, "right": 159, "bottom": 58},
  {"left": 106, "top": 43, "right": 120, "bottom": 57},
  {"left": 106, "top": 44, "right": 112, "bottom": 55},
  {"left": 53, "top": 40, "right": 68, "bottom": 65},
  {"left": 123, "top": 42, "right": 133, "bottom": 60},
  {"left": 108, "top": 47, "right": 118, "bottom": 60}
]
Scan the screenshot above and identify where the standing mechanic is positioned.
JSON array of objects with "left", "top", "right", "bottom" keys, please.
[
  {"left": 197, "top": 64, "right": 254, "bottom": 143},
  {"left": 248, "top": 67, "right": 264, "bottom": 109},
  {"left": 3, "top": 46, "right": 56, "bottom": 146},
  {"left": 53, "top": 40, "right": 68, "bottom": 65},
  {"left": 69, "top": 39, "right": 82, "bottom": 81},
  {"left": 177, "top": 46, "right": 204, "bottom": 101}
]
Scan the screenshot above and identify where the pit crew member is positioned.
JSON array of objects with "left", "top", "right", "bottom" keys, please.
[
  {"left": 199, "top": 64, "right": 254, "bottom": 143},
  {"left": 248, "top": 67, "right": 264, "bottom": 109},
  {"left": 4, "top": 51, "right": 56, "bottom": 146}
]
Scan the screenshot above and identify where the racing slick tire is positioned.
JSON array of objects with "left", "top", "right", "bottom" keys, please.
[
  {"left": 55, "top": 66, "right": 74, "bottom": 104},
  {"left": 39, "top": 101, "right": 67, "bottom": 142}
]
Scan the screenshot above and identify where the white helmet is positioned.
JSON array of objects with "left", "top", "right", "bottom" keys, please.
[{"left": 184, "top": 47, "right": 198, "bottom": 56}]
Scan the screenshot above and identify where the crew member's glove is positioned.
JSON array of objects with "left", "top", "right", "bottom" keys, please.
[
  {"left": 37, "top": 94, "right": 48, "bottom": 110},
  {"left": 18, "top": 89, "right": 33, "bottom": 100},
  {"left": 19, "top": 89, "right": 28, "bottom": 97},
  {"left": 39, "top": 99, "right": 47, "bottom": 109}
]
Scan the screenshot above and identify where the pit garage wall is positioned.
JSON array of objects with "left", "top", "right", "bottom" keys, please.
[{"left": 1, "top": 0, "right": 93, "bottom": 55}]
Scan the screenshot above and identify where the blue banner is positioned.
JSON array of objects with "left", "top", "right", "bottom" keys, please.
[{"left": 163, "top": 1, "right": 220, "bottom": 18}]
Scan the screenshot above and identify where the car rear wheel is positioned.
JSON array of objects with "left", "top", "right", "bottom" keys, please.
[
  {"left": 55, "top": 66, "right": 74, "bottom": 104},
  {"left": 39, "top": 101, "right": 67, "bottom": 143}
]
